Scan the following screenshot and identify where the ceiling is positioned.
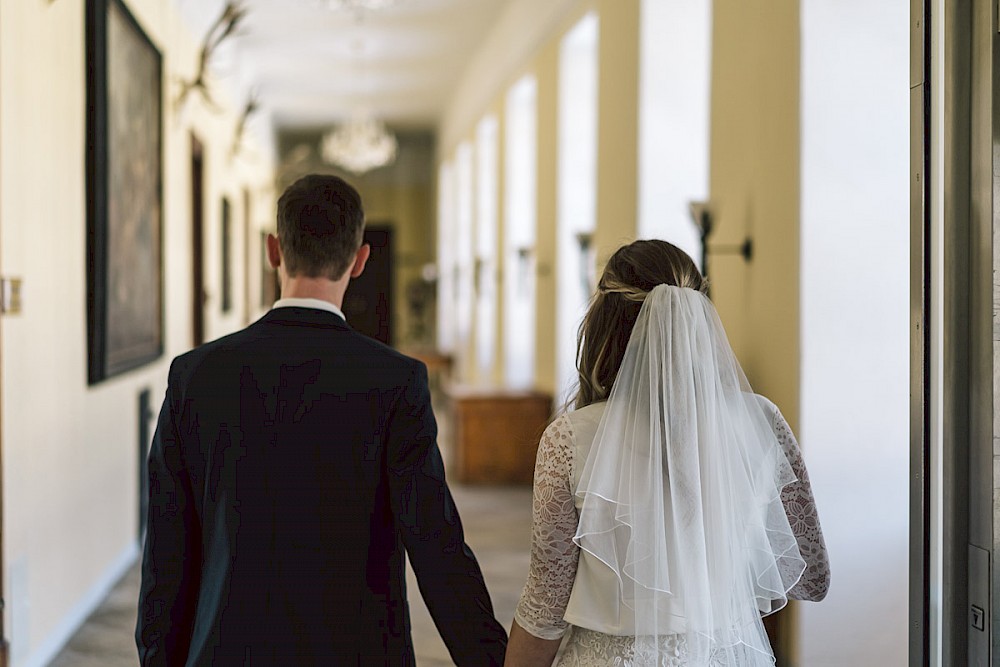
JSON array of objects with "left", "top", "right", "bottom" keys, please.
[{"left": 173, "top": 0, "right": 509, "bottom": 131}]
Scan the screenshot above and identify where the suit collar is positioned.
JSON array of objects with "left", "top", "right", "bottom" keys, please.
[
  {"left": 260, "top": 306, "right": 350, "bottom": 330},
  {"left": 272, "top": 297, "right": 346, "bottom": 321}
]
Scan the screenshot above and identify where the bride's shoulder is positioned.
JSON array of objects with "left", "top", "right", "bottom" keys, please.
[
  {"left": 566, "top": 401, "right": 606, "bottom": 428},
  {"left": 537, "top": 402, "right": 604, "bottom": 444},
  {"left": 747, "top": 392, "right": 780, "bottom": 417}
]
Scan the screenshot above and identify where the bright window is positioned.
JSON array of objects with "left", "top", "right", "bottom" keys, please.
[
  {"left": 637, "top": 0, "right": 710, "bottom": 264},
  {"left": 436, "top": 160, "right": 456, "bottom": 353},
  {"left": 503, "top": 75, "right": 538, "bottom": 388},
  {"left": 556, "top": 12, "right": 599, "bottom": 403},
  {"left": 454, "top": 141, "right": 475, "bottom": 357},
  {"left": 475, "top": 115, "right": 500, "bottom": 377}
]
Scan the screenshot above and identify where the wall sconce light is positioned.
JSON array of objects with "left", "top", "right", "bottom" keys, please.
[
  {"left": 515, "top": 246, "right": 534, "bottom": 297},
  {"left": 473, "top": 258, "right": 483, "bottom": 297},
  {"left": 688, "top": 201, "right": 753, "bottom": 283},
  {"left": 575, "top": 231, "right": 596, "bottom": 295}
]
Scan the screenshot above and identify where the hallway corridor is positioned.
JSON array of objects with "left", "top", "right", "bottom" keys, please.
[{"left": 0, "top": 0, "right": 919, "bottom": 665}]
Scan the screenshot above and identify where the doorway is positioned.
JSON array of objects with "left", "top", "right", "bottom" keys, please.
[
  {"left": 190, "top": 134, "right": 206, "bottom": 347},
  {"left": 243, "top": 189, "right": 252, "bottom": 324},
  {"left": 342, "top": 225, "right": 393, "bottom": 345}
]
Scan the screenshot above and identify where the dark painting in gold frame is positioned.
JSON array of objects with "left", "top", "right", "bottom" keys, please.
[{"left": 86, "top": 0, "right": 164, "bottom": 384}]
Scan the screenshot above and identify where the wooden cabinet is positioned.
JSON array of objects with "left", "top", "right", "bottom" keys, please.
[{"left": 447, "top": 386, "right": 553, "bottom": 484}]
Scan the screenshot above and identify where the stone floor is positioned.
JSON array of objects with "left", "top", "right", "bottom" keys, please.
[
  {"left": 48, "top": 484, "right": 531, "bottom": 667},
  {"left": 48, "top": 397, "right": 534, "bottom": 666}
]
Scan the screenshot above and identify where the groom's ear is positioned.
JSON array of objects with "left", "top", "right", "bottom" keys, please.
[
  {"left": 266, "top": 233, "right": 282, "bottom": 269},
  {"left": 349, "top": 243, "right": 371, "bottom": 279}
]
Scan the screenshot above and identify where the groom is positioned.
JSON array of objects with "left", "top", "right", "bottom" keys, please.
[{"left": 136, "top": 174, "right": 508, "bottom": 665}]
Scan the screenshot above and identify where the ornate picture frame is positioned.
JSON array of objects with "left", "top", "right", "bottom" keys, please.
[{"left": 86, "top": 0, "right": 164, "bottom": 384}]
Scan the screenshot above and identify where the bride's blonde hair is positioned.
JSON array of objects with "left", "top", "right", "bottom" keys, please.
[{"left": 572, "top": 240, "right": 708, "bottom": 410}]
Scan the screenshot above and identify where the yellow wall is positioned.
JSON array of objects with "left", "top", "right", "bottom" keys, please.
[
  {"left": 708, "top": 1, "right": 801, "bottom": 661},
  {"left": 594, "top": 0, "right": 641, "bottom": 267},
  {"left": 0, "top": 1, "right": 273, "bottom": 664},
  {"left": 708, "top": 0, "right": 801, "bottom": 433},
  {"left": 534, "top": 44, "right": 561, "bottom": 396}
]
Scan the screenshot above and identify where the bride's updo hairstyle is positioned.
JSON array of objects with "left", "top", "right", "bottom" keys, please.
[{"left": 573, "top": 239, "right": 708, "bottom": 410}]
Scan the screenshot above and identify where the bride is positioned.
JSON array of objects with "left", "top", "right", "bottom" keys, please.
[{"left": 505, "top": 240, "right": 830, "bottom": 666}]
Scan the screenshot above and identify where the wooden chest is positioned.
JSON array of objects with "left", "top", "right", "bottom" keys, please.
[{"left": 446, "top": 386, "right": 553, "bottom": 485}]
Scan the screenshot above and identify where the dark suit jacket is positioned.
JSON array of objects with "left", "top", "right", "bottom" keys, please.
[{"left": 136, "top": 307, "right": 508, "bottom": 666}]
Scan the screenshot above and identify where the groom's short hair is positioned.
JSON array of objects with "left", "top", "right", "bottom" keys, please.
[{"left": 276, "top": 174, "right": 366, "bottom": 280}]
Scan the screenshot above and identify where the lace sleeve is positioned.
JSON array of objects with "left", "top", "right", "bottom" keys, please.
[
  {"left": 513, "top": 414, "right": 580, "bottom": 640},
  {"left": 773, "top": 409, "right": 831, "bottom": 602}
]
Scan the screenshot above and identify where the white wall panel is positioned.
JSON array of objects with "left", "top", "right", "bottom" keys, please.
[{"left": 800, "top": 2, "right": 909, "bottom": 664}]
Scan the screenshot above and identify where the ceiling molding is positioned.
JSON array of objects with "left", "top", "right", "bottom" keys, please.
[{"left": 174, "top": 0, "right": 511, "bottom": 131}]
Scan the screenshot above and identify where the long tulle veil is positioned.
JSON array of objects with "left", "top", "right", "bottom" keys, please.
[{"left": 573, "top": 285, "right": 806, "bottom": 665}]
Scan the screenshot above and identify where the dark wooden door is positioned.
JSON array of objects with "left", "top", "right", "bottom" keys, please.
[
  {"left": 191, "top": 134, "right": 205, "bottom": 346},
  {"left": 243, "top": 189, "right": 252, "bottom": 324},
  {"left": 260, "top": 231, "right": 280, "bottom": 306},
  {"left": 220, "top": 197, "right": 232, "bottom": 313},
  {"left": 138, "top": 388, "right": 153, "bottom": 539},
  {"left": 342, "top": 226, "right": 392, "bottom": 345}
]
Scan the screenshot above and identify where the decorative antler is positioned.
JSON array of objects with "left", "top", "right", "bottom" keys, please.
[
  {"left": 175, "top": 1, "right": 250, "bottom": 112},
  {"left": 231, "top": 92, "right": 261, "bottom": 158}
]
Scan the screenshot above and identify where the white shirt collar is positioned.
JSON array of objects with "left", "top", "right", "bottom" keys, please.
[{"left": 271, "top": 297, "right": 346, "bottom": 322}]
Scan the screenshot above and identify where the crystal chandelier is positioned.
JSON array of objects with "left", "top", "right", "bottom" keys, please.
[
  {"left": 311, "top": 0, "right": 401, "bottom": 174},
  {"left": 321, "top": 112, "right": 398, "bottom": 174}
]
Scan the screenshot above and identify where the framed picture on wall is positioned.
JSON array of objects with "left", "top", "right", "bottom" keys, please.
[
  {"left": 86, "top": 0, "right": 164, "bottom": 384},
  {"left": 342, "top": 225, "right": 393, "bottom": 345}
]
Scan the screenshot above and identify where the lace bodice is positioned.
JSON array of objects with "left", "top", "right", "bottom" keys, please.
[
  {"left": 514, "top": 414, "right": 580, "bottom": 640},
  {"left": 771, "top": 409, "right": 831, "bottom": 602},
  {"left": 514, "top": 403, "right": 831, "bottom": 645}
]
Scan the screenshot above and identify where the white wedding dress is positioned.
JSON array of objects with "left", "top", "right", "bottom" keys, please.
[{"left": 513, "top": 398, "right": 830, "bottom": 666}]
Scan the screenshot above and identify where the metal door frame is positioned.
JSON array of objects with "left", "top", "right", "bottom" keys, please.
[
  {"left": 912, "top": 0, "right": 1000, "bottom": 663},
  {"left": 910, "top": 0, "right": 931, "bottom": 662}
]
